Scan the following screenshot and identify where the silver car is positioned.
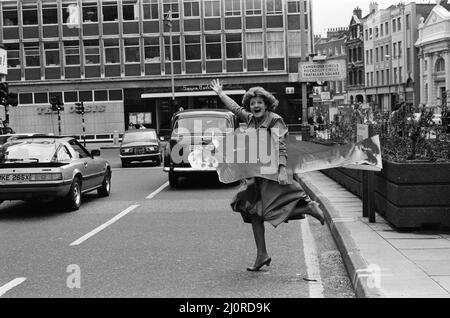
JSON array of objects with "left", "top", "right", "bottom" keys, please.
[{"left": 0, "top": 136, "right": 111, "bottom": 211}]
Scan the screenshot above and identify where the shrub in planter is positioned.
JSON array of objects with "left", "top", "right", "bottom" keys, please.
[{"left": 312, "top": 104, "right": 450, "bottom": 229}]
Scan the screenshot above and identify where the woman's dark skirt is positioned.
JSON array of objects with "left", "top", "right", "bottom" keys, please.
[{"left": 230, "top": 176, "right": 311, "bottom": 228}]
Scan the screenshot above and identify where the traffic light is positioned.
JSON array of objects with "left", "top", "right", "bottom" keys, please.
[
  {"left": 50, "top": 95, "right": 64, "bottom": 111},
  {"left": 75, "top": 102, "right": 84, "bottom": 115},
  {"left": 7, "top": 93, "right": 18, "bottom": 107},
  {"left": 0, "top": 82, "right": 8, "bottom": 105}
]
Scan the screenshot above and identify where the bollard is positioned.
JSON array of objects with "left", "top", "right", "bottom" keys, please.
[{"left": 113, "top": 130, "right": 119, "bottom": 145}]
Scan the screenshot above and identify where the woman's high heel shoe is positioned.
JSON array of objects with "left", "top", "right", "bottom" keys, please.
[
  {"left": 247, "top": 257, "right": 272, "bottom": 272},
  {"left": 308, "top": 201, "right": 325, "bottom": 225}
]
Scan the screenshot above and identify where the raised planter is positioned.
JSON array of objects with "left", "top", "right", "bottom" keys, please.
[
  {"left": 313, "top": 139, "right": 450, "bottom": 229},
  {"left": 373, "top": 160, "right": 450, "bottom": 230}
]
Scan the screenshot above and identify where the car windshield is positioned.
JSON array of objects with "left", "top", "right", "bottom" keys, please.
[
  {"left": 123, "top": 131, "right": 157, "bottom": 143},
  {"left": 174, "top": 116, "right": 230, "bottom": 134},
  {"left": 0, "top": 139, "right": 59, "bottom": 163}
]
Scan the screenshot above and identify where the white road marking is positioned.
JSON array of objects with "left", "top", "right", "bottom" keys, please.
[
  {"left": 0, "top": 278, "right": 26, "bottom": 297},
  {"left": 70, "top": 205, "right": 140, "bottom": 246},
  {"left": 146, "top": 181, "right": 169, "bottom": 200},
  {"left": 112, "top": 167, "right": 163, "bottom": 171},
  {"left": 300, "top": 219, "right": 324, "bottom": 298}
]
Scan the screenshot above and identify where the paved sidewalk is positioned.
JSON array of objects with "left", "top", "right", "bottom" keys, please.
[{"left": 298, "top": 171, "right": 450, "bottom": 298}]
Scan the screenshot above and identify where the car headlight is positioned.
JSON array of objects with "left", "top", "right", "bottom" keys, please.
[
  {"left": 121, "top": 148, "right": 133, "bottom": 154},
  {"left": 145, "top": 146, "right": 157, "bottom": 152}
]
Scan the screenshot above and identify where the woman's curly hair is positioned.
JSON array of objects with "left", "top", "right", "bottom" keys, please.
[{"left": 242, "top": 87, "right": 279, "bottom": 112}]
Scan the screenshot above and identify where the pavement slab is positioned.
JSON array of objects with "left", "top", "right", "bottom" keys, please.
[{"left": 297, "top": 171, "right": 450, "bottom": 298}]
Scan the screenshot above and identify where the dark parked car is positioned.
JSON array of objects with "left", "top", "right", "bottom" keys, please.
[
  {"left": 120, "top": 129, "right": 162, "bottom": 167},
  {"left": 0, "top": 135, "right": 111, "bottom": 211},
  {"left": 163, "top": 109, "right": 237, "bottom": 188}
]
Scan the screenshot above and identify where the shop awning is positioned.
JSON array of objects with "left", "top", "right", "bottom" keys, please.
[{"left": 141, "top": 90, "right": 246, "bottom": 99}]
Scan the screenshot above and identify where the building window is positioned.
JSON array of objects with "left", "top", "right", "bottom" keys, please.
[
  {"left": 35, "top": 92, "right": 49, "bottom": 104},
  {"left": 62, "top": 2, "right": 80, "bottom": 25},
  {"left": 205, "top": 33, "right": 222, "bottom": 59},
  {"left": 246, "top": 0, "right": 262, "bottom": 15},
  {"left": 406, "top": 14, "right": 411, "bottom": 29},
  {"left": 144, "top": 37, "right": 161, "bottom": 62},
  {"left": 43, "top": 2, "right": 58, "bottom": 24},
  {"left": 287, "top": 0, "right": 300, "bottom": 13},
  {"left": 22, "top": 3, "right": 38, "bottom": 25},
  {"left": 122, "top": 0, "right": 139, "bottom": 21},
  {"left": 163, "top": 0, "right": 179, "bottom": 19},
  {"left": 102, "top": 1, "right": 118, "bottom": 22},
  {"left": 124, "top": 38, "right": 140, "bottom": 63},
  {"left": 84, "top": 40, "right": 100, "bottom": 65},
  {"left": 225, "top": 0, "right": 241, "bottom": 16},
  {"left": 184, "top": 0, "right": 200, "bottom": 17},
  {"left": 288, "top": 31, "right": 302, "bottom": 57},
  {"left": 226, "top": 33, "right": 242, "bottom": 59},
  {"left": 143, "top": 0, "right": 159, "bottom": 20},
  {"left": 246, "top": 32, "right": 263, "bottom": 58},
  {"left": 64, "top": 41, "right": 80, "bottom": 65},
  {"left": 397, "top": 17, "right": 401, "bottom": 31},
  {"left": 266, "top": 0, "right": 282, "bottom": 15},
  {"left": 267, "top": 31, "right": 284, "bottom": 58},
  {"left": 104, "top": 39, "right": 120, "bottom": 64},
  {"left": 204, "top": 0, "right": 220, "bottom": 17},
  {"left": 385, "top": 22, "right": 389, "bottom": 35},
  {"left": 64, "top": 91, "right": 78, "bottom": 103},
  {"left": 185, "top": 35, "right": 201, "bottom": 60},
  {"left": 5, "top": 43, "right": 20, "bottom": 68},
  {"left": 2, "top": 2, "right": 18, "bottom": 26},
  {"left": 164, "top": 36, "right": 180, "bottom": 61},
  {"left": 109, "top": 89, "right": 123, "bottom": 101},
  {"left": 82, "top": 1, "right": 98, "bottom": 22},
  {"left": 436, "top": 57, "right": 445, "bottom": 72},
  {"left": 24, "top": 44, "right": 40, "bottom": 67},
  {"left": 94, "top": 90, "right": 108, "bottom": 101},
  {"left": 44, "top": 42, "right": 60, "bottom": 66},
  {"left": 392, "top": 19, "right": 396, "bottom": 32}
]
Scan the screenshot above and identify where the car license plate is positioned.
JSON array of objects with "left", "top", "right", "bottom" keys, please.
[{"left": 0, "top": 174, "right": 31, "bottom": 183}]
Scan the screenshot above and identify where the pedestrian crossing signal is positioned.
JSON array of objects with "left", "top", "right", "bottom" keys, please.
[{"left": 75, "top": 102, "right": 84, "bottom": 115}]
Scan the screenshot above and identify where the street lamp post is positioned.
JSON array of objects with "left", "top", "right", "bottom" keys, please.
[{"left": 165, "top": 11, "right": 175, "bottom": 102}]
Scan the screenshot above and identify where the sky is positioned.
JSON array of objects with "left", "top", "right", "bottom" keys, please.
[{"left": 312, "top": 0, "right": 438, "bottom": 37}]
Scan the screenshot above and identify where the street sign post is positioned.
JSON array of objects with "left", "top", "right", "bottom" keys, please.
[{"left": 358, "top": 124, "right": 376, "bottom": 223}]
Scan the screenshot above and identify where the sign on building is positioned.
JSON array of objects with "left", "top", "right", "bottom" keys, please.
[
  {"left": 298, "top": 60, "right": 346, "bottom": 82},
  {"left": 0, "top": 48, "right": 7, "bottom": 75}
]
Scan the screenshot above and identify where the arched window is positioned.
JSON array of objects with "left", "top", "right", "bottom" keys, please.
[{"left": 436, "top": 57, "right": 445, "bottom": 72}]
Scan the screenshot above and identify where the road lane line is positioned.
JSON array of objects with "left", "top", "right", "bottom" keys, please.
[
  {"left": 146, "top": 181, "right": 169, "bottom": 200},
  {"left": 0, "top": 278, "right": 26, "bottom": 297},
  {"left": 300, "top": 219, "right": 324, "bottom": 298},
  {"left": 70, "top": 205, "right": 140, "bottom": 246}
]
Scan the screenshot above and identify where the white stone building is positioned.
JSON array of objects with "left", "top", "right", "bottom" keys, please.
[{"left": 416, "top": 0, "right": 450, "bottom": 109}]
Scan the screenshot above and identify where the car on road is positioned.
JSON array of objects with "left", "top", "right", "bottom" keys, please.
[
  {"left": 0, "top": 133, "right": 54, "bottom": 146},
  {"left": 119, "top": 129, "right": 162, "bottom": 167},
  {"left": 163, "top": 109, "right": 237, "bottom": 188},
  {"left": 0, "top": 135, "right": 111, "bottom": 211}
]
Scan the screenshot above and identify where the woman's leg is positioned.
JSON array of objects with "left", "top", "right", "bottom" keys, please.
[{"left": 247, "top": 215, "right": 271, "bottom": 271}]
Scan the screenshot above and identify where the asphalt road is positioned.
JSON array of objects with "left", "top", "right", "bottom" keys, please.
[{"left": 0, "top": 148, "right": 355, "bottom": 298}]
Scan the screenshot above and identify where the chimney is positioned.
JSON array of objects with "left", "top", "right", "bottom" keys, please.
[
  {"left": 369, "top": 2, "right": 379, "bottom": 14},
  {"left": 354, "top": 6, "right": 362, "bottom": 19}
]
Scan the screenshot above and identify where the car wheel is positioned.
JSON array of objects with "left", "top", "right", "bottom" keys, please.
[
  {"left": 121, "top": 160, "right": 129, "bottom": 168},
  {"left": 98, "top": 169, "right": 111, "bottom": 197},
  {"left": 169, "top": 171, "right": 179, "bottom": 188},
  {"left": 66, "top": 177, "right": 82, "bottom": 211},
  {"left": 155, "top": 156, "right": 161, "bottom": 166}
]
